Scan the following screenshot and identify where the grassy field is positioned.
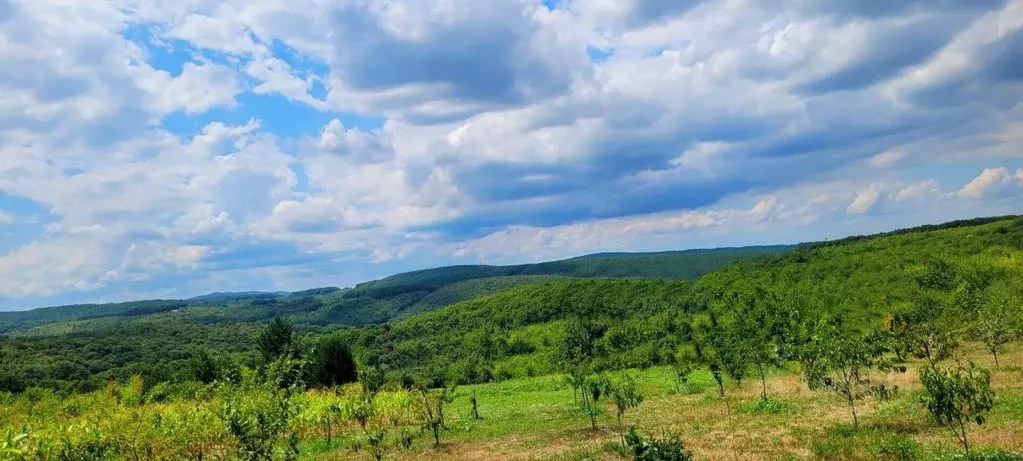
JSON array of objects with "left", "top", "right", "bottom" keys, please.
[{"left": 302, "top": 344, "right": 1023, "bottom": 460}]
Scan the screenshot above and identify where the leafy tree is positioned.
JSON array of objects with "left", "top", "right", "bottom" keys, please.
[
  {"left": 583, "top": 374, "right": 611, "bottom": 430},
  {"left": 608, "top": 374, "right": 644, "bottom": 446},
  {"left": 418, "top": 386, "right": 453, "bottom": 448},
  {"left": 219, "top": 355, "right": 305, "bottom": 460},
  {"left": 305, "top": 336, "right": 358, "bottom": 387},
  {"left": 359, "top": 365, "right": 386, "bottom": 397},
  {"left": 695, "top": 313, "right": 736, "bottom": 398},
  {"left": 671, "top": 344, "right": 699, "bottom": 394},
  {"left": 976, "top": 283, "right": 1021, "bottom": 368},
  {"left": 801, "top": 321, "right": 896, "bottom": 429},
  {"left": 731, "top": 290, "right": 782, "bottom": 401},
  {"left": 257, "top": 317, "right": 295, "bottom": 363},
  {"left": 916, "top": 258, "right": 958, "bottom": 292},
  {"left": 919, "top": 361, "right": 995, "bottom": 456},
  {"left": 559, "top": 318, "right": 597, "bottom": 368}
]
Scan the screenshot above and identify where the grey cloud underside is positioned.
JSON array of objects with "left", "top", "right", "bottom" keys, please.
[
  {"left": 978, "top": 28, "right": 1023, "bottom": 82},
  {"left": 792, "top": 0, "right": 1006, "bottom": 19},
  {"left": 908, "top": 29, "right": 1023, "bottom": 109},
  {"left": 626, "top": 0, "right": 703, "bottom": 27},
  {"left": 331, "top": 5, "right": 572, "bottom": 106},
  {"left": 797, "top": 14, "right": 975, "bottom": 94}
]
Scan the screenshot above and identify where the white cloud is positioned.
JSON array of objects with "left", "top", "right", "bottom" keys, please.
[
  {"left": 958, "top": 167, "right": 1021, "bottom": 199},
  {"left": 0, "top": 211, "right": 12, "bottom": 224},
  {"left": 870, "top": 150, "right": 905, "bottom": 167},
  {"left": 893, "top": 180, "right": 941, "bottom": 202},
  {"left": 847, "top": 184, "right": 882, "bottom": 214},
  {"left": 3, "top": 0, "right": 1023, "bottom": 306},
  {"left": 137, "top": 62, "right": 242, "bottom": 115},
  {"left": 449, "top": 196, "right": 786, "bottom": 262}
]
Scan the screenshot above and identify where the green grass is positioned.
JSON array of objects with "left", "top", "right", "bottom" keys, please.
[{"left": 299, "top": 346, "right": 1023, "bottom": 461}]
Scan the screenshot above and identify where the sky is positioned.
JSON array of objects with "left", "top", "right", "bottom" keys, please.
[{"left": 1, "top": 0, "right": 1022, "bottom": 310}]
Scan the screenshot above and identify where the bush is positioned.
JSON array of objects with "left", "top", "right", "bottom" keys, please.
[
  {"left": 932, "top": 449, "right": 1023, "bottom": 460},
  {"left": 624, "top": 427, "right": 694, "bottom": 461},
  {"left": 737, "top": 398, "right": 795, "bottom": 415},
  {"left": 876, "top": 436, "right": 921, "bottom": 460}
]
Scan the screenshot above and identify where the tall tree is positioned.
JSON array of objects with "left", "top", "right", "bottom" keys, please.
[
  {"left": 731, "top": 289, "right": 781, "bottom": 401},
  {"left": 306, "top": 335, "right": 358, "bottom": 388},
  {"left": 257, "top": 316, "right": 295, "bottom": 363}
]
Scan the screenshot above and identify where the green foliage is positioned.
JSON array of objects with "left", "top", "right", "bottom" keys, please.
[
  {"left": 218, "top": 355, "right": 306, "bottom": 461},
  {"left": 737, "top": 398, "right": 795, "bottom": 415},
  {"left": 258, "top": 317, "right": 296, "bottom": 363},
  {"left": 920, "top": 361, "right": 996, "bottom": 455},
  {"left": 800, "top": 320, "right": 899, "bottom": 429},
  {"left": 304, "top": 335, "right": 358, "bottom": 388},
  {"left": 624, "top": 427, "right": 694, "bottom": 461},
  {"left": 608, "top": 374, "right": 644, "bottom": 445},
  {"left": 670, "top": 344, "right": 699, "bottom": 394},
  {"left": 876, "top": 436, "right": 922, "bottom": 460}
]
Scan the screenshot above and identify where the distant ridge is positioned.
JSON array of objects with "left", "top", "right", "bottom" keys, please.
[
  {"left": 188, "top": 291, "right": 289, "bottom": 301},
  {"left": 0, "top": 245, "right": 792, "bottom": 331}
]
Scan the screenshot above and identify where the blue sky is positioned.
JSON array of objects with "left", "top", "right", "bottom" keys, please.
[{"left": 1, "top": 0, "right": 1022, "bottom": 310}]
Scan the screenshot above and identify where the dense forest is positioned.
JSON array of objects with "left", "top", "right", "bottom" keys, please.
[{"left": 2, "top": 216, "right": 1022, "bottom": 460}]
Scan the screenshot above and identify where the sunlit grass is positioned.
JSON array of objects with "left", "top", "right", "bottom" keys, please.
[{"left": 301, "top": 344, "right": 1023, "bottom": 460}]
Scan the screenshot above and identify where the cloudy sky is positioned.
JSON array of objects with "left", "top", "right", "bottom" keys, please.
[{"left": 1, "top": 0, "right": 1022, "bottom": 310}]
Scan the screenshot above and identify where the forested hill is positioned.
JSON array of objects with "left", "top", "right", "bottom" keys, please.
[
  {"left": 1, "top": 215, "right": 1020, "bottom": 393},
  {"left": 358, "top": 245, "right": 791, "bottom": 289},
  {"left": 338, "top": 215, "right": 1023, "bottom": 383},
  {"left": 0, "top": 245, "right": 790, "bottom": 334}
]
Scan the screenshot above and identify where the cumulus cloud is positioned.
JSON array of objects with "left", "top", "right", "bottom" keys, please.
[
  {"left": 893, "top": 180, "right": 941, "bottom": 202},
  {"left": 959, "top": 167, "right": 1023, "bottom": 198},
  {"left": 3, "top": 0, "right": 1023, "bottom": 308},
  {"left": 847, "top": 185, "right": 883, "bottom": 214}
]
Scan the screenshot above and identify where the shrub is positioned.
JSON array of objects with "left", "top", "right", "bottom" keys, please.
[
  {"left": 624, "top": 427, "right": 694, "bottom": 461},
  {"left": 876, "top": 436, "right": 921, "bottom": 460},
  {"left": 737, "top": 398, "right": 795, "bottom": 415},
  {"left": 919, "top": 362, "right": 994, "bottom": 456}
]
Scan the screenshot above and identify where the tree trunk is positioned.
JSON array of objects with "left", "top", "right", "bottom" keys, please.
[
  {"left": 993, "top": 349, "right": 1000, "bottom": 369},
  {"left": 848, "top": 395, "right": 858, "bottom": 430},
  {"left": 583, "top": 391, "right": 597, "bottom": 430},
  {"left": 326, "top": 418, "right": 332, "bottom": 447},
  {"left": 617, "top": 412, "right": 625, "bottom": 446},
  {"left": 758, "top": 362, "right": 768, "bottom": 401},
  {"left": 472, "top": 390, "right": 480, "bottom": 419},
  {"left": 959, "top": 418, "right": 970, "bottom": 455}
]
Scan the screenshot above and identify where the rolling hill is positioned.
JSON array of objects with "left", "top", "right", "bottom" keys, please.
[
  {"left": 3, "top": 216, "right": 1020, "bottom": 393},
  {"left": 0, "top": 245, "right": 790, "bottom": 335}
]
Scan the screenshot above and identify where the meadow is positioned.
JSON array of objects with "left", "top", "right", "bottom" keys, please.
[{"left": 4, "top": 344, "right": 1022, "bottom": 460}]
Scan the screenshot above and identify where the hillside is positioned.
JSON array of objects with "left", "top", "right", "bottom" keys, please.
[
  {"left": 3, "top": 216, "right": 1022, "bottom": 460},
  {"left": 0, "top": 246, "right": 787, "bottom": 335},
  {"left": 2, "top": 217, "right": 1020, "bottom": 393},
  {"left": 337, "top": 215, "right": 1023, "bottom": 384},
  {"left": 0, "top": 246, "right": 788, "bottom": 392}
]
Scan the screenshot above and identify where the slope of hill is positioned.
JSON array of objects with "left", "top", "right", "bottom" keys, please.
[
  {"left": 336, "top": 215, "right": 1023, "bottom": 383},
  {"left": 0, "top": 246, "right": 789, "bottom": 335},
  {"left": 3, "top": 216, "right": 1021, "bottom": 393}
]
